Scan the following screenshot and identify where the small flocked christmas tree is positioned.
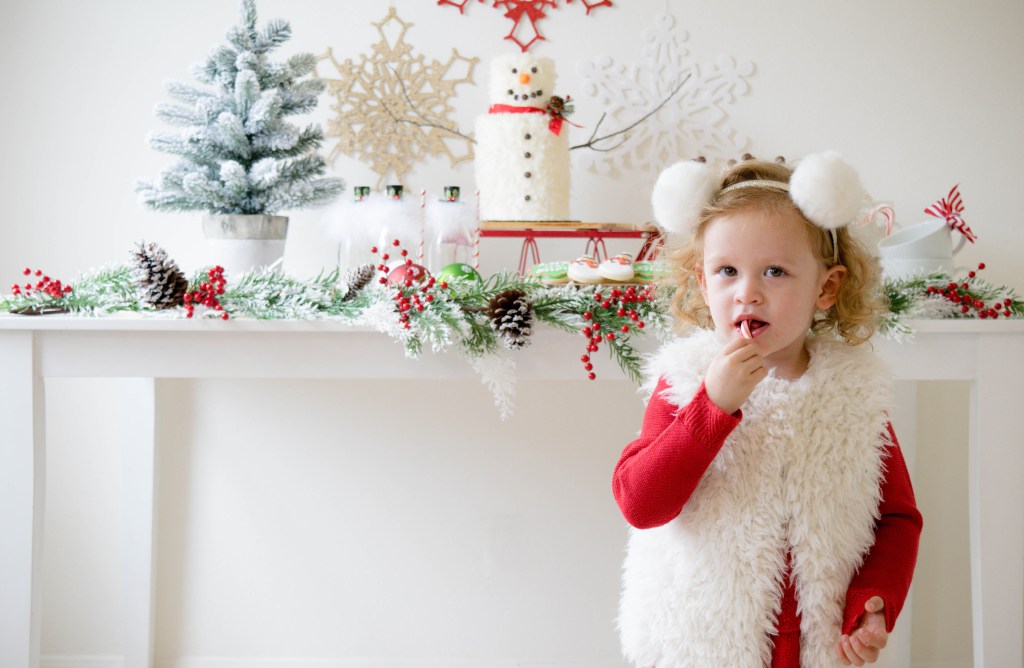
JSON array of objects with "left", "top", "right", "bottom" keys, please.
[{"left": 135, "top": 0, "right": 344, "bottom": 215}]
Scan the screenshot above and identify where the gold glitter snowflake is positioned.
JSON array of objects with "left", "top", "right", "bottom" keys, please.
[{"left": 319, "top": 7, "right": 478, "bottom": 187}]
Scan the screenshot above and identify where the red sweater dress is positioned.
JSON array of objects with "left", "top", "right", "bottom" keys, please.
[{"left": 613, "top": 379, "right": 922, "bottom": 667}]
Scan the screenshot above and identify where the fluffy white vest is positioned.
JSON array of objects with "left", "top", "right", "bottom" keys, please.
[{"left": 619, "top": 330, "right": 893, "bottom": 668}]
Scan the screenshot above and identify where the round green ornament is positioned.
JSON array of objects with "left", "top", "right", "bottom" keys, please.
[{"left": 437, "top": 262, "right": 482, "bottom": 284}]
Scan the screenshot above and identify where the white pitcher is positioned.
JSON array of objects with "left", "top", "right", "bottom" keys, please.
[{"left": 877, "top": 219, "right": 967, "bottom": 279}]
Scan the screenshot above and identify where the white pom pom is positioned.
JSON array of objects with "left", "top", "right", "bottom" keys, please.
[
  {"left": 651, "top": 160, "right": 720, "bottom": 236},
  {"left": 789, "top": 151, "right": 866, "bottom": 230}
]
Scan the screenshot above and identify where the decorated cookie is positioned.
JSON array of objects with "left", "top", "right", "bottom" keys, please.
[
  {"left": 567, "top": 255, "right": 602, "bottom": 284},
  {"left": 527, "top": 261, "right": 569, "bottom": 285},
  {"left": 632, "top": 260, "right": 671, "bottom": 284},
  {"left": 598, "top": 253, "right": 635, "bottom": 282}
]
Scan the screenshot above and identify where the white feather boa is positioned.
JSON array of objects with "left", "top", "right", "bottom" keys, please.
[{"left": 620, "top": 330, "right": 893, "bottom": 668}]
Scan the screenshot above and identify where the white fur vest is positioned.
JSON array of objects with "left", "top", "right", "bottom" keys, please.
[{"left": 619, "top": 330, "right": 893, "bottom": 668}]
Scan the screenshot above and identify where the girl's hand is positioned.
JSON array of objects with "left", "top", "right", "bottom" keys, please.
[
  {"left": 704, "top": 338, "right": 766, "bottom": 414},
  {"left": 836, "top": 597, "right": 888, "bottom": 666}
]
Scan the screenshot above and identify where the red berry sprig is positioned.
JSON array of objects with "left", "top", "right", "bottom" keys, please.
[
  {"left": 184, "top": 265, "right": 229, "bottom": 320},
  {"left": 925, "top": 262, "right": 1016, "bottom": 319},
  {"left": 11, "top": 267, "right": 73, "bottom": 299},
  {"left": 579, "top": 284, "right": 654, "bottom": 380},
  {"left": 372, "top": 240, "right": 443, "bottom": 330}
]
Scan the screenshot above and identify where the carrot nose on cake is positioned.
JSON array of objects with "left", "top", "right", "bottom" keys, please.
[{"left": 519, "top": 72, "right": 531, "bottom": 85}]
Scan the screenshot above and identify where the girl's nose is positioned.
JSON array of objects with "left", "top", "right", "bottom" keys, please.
[
  {"left": 519, "top": 72, "right": 531, "bottom": 85},
  {"left": 734, "top": 279, "right": 763, "bottom": 304}
]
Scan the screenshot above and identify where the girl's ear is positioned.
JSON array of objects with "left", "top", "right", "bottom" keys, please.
[
  {"left": 816, "top": 265, "right": 847, "bottom": 309},
  {"left": 696, "top": 265, "right": 708, "bottom": 302}
]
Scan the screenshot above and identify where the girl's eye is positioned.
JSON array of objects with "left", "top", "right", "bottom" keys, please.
[
  {"left": 766, "top": 267, "right": 786, "bottom": 278},
  {"left": 717, "top": 266, "right": 737, "bottom": 277}
]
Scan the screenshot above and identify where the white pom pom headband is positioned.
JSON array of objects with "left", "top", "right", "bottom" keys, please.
[{"left": 651, "top": 151, "right": 866, "bottom": 264}]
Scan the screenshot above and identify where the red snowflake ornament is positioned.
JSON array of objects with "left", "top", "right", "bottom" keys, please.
[{"left": 438, "top": 0, "right": 613, "bottom": 52}]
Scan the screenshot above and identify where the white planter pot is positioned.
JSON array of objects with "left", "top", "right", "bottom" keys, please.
[{"left": 201, "top": 214, "right": 289, "bottom": 275}]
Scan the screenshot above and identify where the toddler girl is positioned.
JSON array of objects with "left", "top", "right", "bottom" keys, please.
[{"left": 613, "top": 153, "right": 922, "bottom": 667}]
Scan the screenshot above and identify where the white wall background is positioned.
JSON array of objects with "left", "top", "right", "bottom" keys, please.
[{"left": 2, "top": 0, "right": 1021, "bottom": 666}]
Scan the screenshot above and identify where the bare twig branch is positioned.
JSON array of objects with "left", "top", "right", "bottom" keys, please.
[
  {"left": 570, "top": 73, "right": 691, "bottom": 151},
  {"left": 383, "top": 64, "right": 477, "bottom": 144}
]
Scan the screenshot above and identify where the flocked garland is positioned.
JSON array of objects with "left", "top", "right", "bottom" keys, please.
[{"left": 3, "top": 246, "right": 1022, "bottom": 417}]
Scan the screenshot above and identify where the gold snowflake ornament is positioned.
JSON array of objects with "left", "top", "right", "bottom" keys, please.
[{"left": 319, "top": 7, "right": 478, "bottom": 187}]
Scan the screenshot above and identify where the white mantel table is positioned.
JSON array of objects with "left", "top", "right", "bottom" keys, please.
[{"left": 1, "top": 316, "right": 1022, "bottom": 668}]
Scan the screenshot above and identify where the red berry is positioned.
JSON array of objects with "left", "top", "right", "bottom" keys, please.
[
  {"left": 980, "top": 310, "right": 989, "bottom": 319},
  {"left": 440, "top": 281, "right": 448, "bottom": 289},
  {"left": 601, "top": 300, "right": 611, "bottom": 309},
  {"left": 382, "top": 253, "right": 390, "bottom": 261},
  {"left": 621, "top": 325, "right": 630, "bottom": 333},
  {"left": 584, "top": 362, "right": 593, "bottom": 371},
  {"left": 580, "top": 354, "right": 590, "bottom": 363},
  {"left": 426, "top": 294, "right": 434, "bottom": 302},
  {"left": 392, "top": 239, "right": 400, "bottom": 246},
  {"left": 606, "top": 332, "right": 615, "bottom": 341},
  {"left": 978, "top": 262, "right": 986, "bottom": 270},
  {"left": 592, "top": 322, "right": 601, "bottom": 330},
  {"left": 583, "top": 327, "right": 592, "bottom": 337},
  {"left": 370, "top": 246, "right": 378, "bottom": 254},
  {"left": 1005, "top": 310, "right": 1012, "bottom": 317},
  {"left": 400, "top": 249, "right": 408, "bottom": 257},
  {"left": 221, "top": 313, "right": 229, "bottom": 320},
  {"left": 1005, "top": 298, "right": 1013, "bottom": 307},
  {"left": 34, "top": 270, "right": 41, "bottom": 276},
  {"left": 587, "top": 372, "right": 596, "bottom": 381},
  {"left": 961, "top": 305, "right": 970, "bottom": 313},
  {"left": 968, "top": 272, "right": 976, "bottom": 278},
  {"left": 379, "top": 277, "right": 387, "bottom": 284},
  {"left": 637, "top": 321, "right": 645, "bottom": 329},
  {"left": 616, "top": 307, "right": 626, "bottom": 317},
  {"left": 22, "top": 268, "right": 30, "bottom": 275},
  {"left": 975, "top": 300, "right": 984, "bottom": 309},
  {"left": 583, "top": 311, "right": 593, "bottom": 320}
]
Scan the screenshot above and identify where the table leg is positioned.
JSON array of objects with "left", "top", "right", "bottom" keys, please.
[
  {"left": 119, "top": 378, "right": 157, "bottom": 668},
  {"left": 970, "top": 334, "right": 1024, "bottom": 667},
  {"left": 0, "top": 331, "right": 45, "bottom": 668}
]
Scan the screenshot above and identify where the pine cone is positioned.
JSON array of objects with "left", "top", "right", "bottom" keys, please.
[
  {"left": 130, "top": 242, "right": 188, "bottom": 309},
  {"left": 547, "top": 95, "right": 566, "bottom": 115},
  {"left": 486, "top": 289, "right": 533, "bottom": 349},
  {"left": 341, "top": 263, "right": 376, "bottom": 302}
]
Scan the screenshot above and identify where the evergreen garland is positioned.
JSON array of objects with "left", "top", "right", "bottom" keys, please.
[
  {"left": 135, "top": 0, "right": 344, "bottom": 215},
  {"left": 4, "top": 255, "right": 1022, "bottom": 416}
]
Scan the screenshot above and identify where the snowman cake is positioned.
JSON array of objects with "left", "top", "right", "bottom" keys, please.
[{"left": 475, "top": 53, "right": 571, "bottom": 222}]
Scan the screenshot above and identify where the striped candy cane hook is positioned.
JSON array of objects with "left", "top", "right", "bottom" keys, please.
[
  {"left": 863, "top": 203, "right": 895, "bottom": 237},
  {"left": 419, "top": 188, "right": 426, "bottom": 263}
]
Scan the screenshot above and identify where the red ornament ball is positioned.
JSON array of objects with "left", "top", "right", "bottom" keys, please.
[{"left": 386, "top": 263, "right": 430, "bottom": 286}]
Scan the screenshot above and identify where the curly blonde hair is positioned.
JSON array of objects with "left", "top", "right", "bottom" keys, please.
[{"left": 668, "top": 158, "right": 886, "bottom": 345}]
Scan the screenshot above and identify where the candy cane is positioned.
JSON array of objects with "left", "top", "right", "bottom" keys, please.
[
  {"left": 863, "top": 203, "right": 895, "bottom": 237},
  {"left": 419, "top": 188, "right": 426, "bottom": 263},
  {"left": 474, "top": 190, "right": 481, "bottom": 270}
]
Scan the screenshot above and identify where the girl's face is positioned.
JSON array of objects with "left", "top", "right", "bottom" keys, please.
[{"left": 697, "top": 207, "right": 846, "bottom": 379}]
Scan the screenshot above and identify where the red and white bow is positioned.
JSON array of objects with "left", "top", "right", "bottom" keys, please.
[{"left": 924, "top": 184, "right": 977, "bottom": 243}]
